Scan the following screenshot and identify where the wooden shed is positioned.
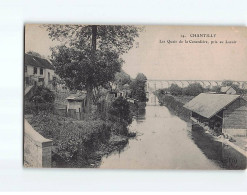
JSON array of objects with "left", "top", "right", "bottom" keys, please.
[
  {"left": 223, "top": 106, "right": 247, "bottom": 137},
  {"left": 66, "top": 92, "right": 87, "bottom": 114},
  {"left": 184, "top": 93, "right": 247, "bottom": 135}
]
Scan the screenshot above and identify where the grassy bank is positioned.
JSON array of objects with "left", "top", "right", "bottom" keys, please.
[
  {"left": 156, "top": 94, "right": 193, "bottom": 121},
  {"left": 26, "top": 112, "right": 130, "bottom": 168}
]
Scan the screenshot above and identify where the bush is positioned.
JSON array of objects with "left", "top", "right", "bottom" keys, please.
[
  {"left": 26, "top": 85, "right": 55, "bottom": 114},
  {"left": 27, "top": 112, "right": 111, "bottom": 165},
  {"left": 169, "top": 84, "right": 182, "bottom": 96},
  {"left": 211, "top": 86, "right": 221, "bottom": 93},
  {"left": 29, "top": 85, "right": 55, "bottom": 104},
  {"left": 130, "top": 73, "right": 148, "bottom": 102},
  {"left": 183, "top": 83, "right": 203, "bottom": 96},
  {"left": 108, "top": 97, "right": 132, "bottom": 125}
]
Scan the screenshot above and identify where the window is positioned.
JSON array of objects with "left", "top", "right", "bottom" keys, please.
[
  {"left": 40, "top": 68, "right": 43, "bottom": 75},
  {"left": 48, "top": 72, "right": 50, "bottom": 80},
  {"left": 24, "top": 66, "right": 27, "bottom": 73},
  {"left": 38, "top": 78, "right": 44, "bottom": 82},
  {"left": 33, "top": 67, "right": 37, "bottom": 74}
]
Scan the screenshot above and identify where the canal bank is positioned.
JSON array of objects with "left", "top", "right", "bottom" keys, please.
[
  {"left": 98, "top": 92, "right": 247, "bottom": 169},
  {"left": 100, "top": 106, "right": 221, "bottom": 169},
  {"left": 155, "top": 94, "right": 246, "bottom": 169}
]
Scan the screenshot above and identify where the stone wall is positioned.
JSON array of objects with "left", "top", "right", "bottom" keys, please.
[{"left": 24, "top": 119, "right": 53, "bottom": 168}]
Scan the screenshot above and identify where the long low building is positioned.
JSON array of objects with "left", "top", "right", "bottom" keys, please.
[{"left": 184, "top": 93, "right": 247, "bottom": 136}]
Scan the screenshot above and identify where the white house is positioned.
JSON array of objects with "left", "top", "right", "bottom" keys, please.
[
  {"left": 25, "top": 53, "right": 56, "bottom": 88},
  {"left": 220, "top": 86, "right": 237, "bottom": 95}
]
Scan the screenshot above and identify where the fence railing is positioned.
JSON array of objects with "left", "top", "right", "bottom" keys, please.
[{"left": 24, "top": 102, "right": 86, "bottom": 120}]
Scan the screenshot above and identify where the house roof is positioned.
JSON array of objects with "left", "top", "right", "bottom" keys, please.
[
  {"left": 66, "top": 93, "right": 87, "bottom": 101},
  {"left": 25, "top": 53, "right": 55, "bottom": 70},
  {"left": 243, "top": 95, "right": 247, "bottom": 102},
  {"left": 223, "top": 106, "right": 247, "bottom": 130},
  {"left": 235, "top": 106, "right": 247, "bottom": 111},
  {"left": 184, "top": 93, "right": 240, "bottom": 119},
  {"left": 220, "top": 86, "right": 235, "bottom": 93}
]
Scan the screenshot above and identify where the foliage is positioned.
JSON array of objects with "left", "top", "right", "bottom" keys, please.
[
  {"left": 26, "top": 51, "right": 44, "bottom": 58},
  {"left": 108, "top": 97, "right": 132, "bottom": 125},
  {"left": 211, "top": 86, "right": 221, "bottom": 93},
  {"left": 27, "top": 112, "right": 111, "bottom": 165},
  {"left": 45, "top": 25, "right": 143, "bottom": 112},
  {"left": 220, "top": 80, "right": 246, "bottom": 95},
  {"left": 182, "top": 83, "right": 204, "bottom": 96},
  {"left": 231, "top": 84, "right": 246, "bottom": 95},
  {"left": 114, "top": 70, "right": 132, "bottom": 90},
  {"left": 169, "top": 84, "right": 183, "bottom": 96},
  {"left": 51, "top": 46, "right": 122, "bottom": 91},
  {"left": 45, "top": 25, "right": 143, "bottom": 55},
  {"left": 222, "top": 80, "right": 233, "bottom": 86},
  {"left": 156, "top": 94, "right": 192, "bottom": 121},
  {"left": 154, "top": 88, "right": 169, "bottom": 97},
  {"left": 130, "top": 73, "right": 148, "bottom": 102},
  {"left": 29, "top": 85, "right": 55, "bottom": 104},
  {"left": 26, "top": 86, "right": 55, "bottom": 114}
]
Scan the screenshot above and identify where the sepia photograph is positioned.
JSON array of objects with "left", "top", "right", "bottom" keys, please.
[{"left": 24, "top": 24, "right": 247, "bottom": 169}]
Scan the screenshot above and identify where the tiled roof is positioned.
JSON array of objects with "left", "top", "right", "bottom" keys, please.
[
  {"left": 25, "top": 53, "right": 55, "bottom": 70},
  {"left": 184, "top": 93, "right": 240, "bottom": 118}
]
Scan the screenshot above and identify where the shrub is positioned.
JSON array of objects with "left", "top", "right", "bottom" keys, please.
[
  {"left": 169, "top": 84, "right": 183, "bottom": 96},
  {"left": 28, "top": 112, "right": 111, "bottom": 164},
  {"left": 29, "top": 85, "right": 55, "bottom": 104},
  {"left": 26, "top": 86, "right": 55, "bottom": 114},
  {"left": 183, "top": 83, "right": 203, "bottom": 96},
  {"left": 130, "top": 73, "right": 148, "bottom": 102},
  {"left": 211, "top": 86, "right": 221, "bottom": 93},
  {"left": 108, "top": 97, "right": 132, "bottom": 125}
]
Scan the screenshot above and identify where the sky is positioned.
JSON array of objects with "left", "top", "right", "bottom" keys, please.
[{"left": 25, "top": 24, "right": 247, "bottom": 81}]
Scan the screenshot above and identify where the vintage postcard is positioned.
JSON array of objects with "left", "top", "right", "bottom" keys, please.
[{"left": 24, "top": 24, "right": 247, "bottom": 169}]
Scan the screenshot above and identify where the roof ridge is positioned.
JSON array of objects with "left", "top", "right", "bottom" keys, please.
[
  {"left": 184, "top": 93, "right": 241, "bottom": 119},
  {"left": 25, "top": 53, "right": 55, "bottom": 70}
]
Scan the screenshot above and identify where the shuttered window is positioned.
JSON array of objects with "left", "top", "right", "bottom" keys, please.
[
  {"left": 33, "top": 67, "right": 37, "bottom": 74},
  {"left": 40, "top": 68, "right": 43, "bottom": 75}
]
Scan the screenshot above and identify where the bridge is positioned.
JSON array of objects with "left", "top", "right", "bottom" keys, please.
[{"left": 146, "top": 79, "right": 247, "bottom": 92}]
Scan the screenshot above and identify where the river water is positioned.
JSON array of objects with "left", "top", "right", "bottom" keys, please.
[{"left": 100, "top": 97, "right": 246, "bottom": 169}]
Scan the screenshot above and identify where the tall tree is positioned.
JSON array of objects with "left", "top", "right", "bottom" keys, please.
[
  {"left": 130, "top": 73, "right": 148, "bottom": 102},
  {"left": 45, "top": 25, "right": 143, "bottom": 112},
  {"left": 114, "top": 70, "right": 132, "bottom": 90}
]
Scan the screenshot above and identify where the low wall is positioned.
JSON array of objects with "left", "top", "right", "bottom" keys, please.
[{"left": 24, "top": 119, "right": 53, "bottom": 168}]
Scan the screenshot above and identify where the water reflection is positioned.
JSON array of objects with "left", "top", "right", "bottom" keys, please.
[
  {"left": 135, "top": 109, "right": 146, "bottom": 123},
  {"left": 190, "top": 125, "right": 246, "bottom": 170},
  {"left": 100, "top": 104, "right": 246, "bottom": 169}
]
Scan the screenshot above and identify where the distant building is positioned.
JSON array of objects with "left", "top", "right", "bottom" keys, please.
[
  {"left": 220, "top": 86, "right": 236, "bottom": 95},
  {"left": 184, "top": 93, "right": 247, "bottom": 136},
  {"left": 25, "top": 53, "right": 56, "bottom": 88},
  {"left": 242, "top": 82, "right": 247, "bottom": 89}
]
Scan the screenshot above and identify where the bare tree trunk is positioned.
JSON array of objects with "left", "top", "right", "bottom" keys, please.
[
  {"left": 85, "top": 85, "right": 93, "bottom": 114},
  {"left": 92, "top": 25, "right": 97, "bottom": 51},
  {"left": 85, "top": 25, "right": 97, "bottom": 113}
]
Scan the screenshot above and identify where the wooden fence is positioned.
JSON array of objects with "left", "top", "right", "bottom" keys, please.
[{"left": 24, "top": 102, "right": 85, "bottom": 120}]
